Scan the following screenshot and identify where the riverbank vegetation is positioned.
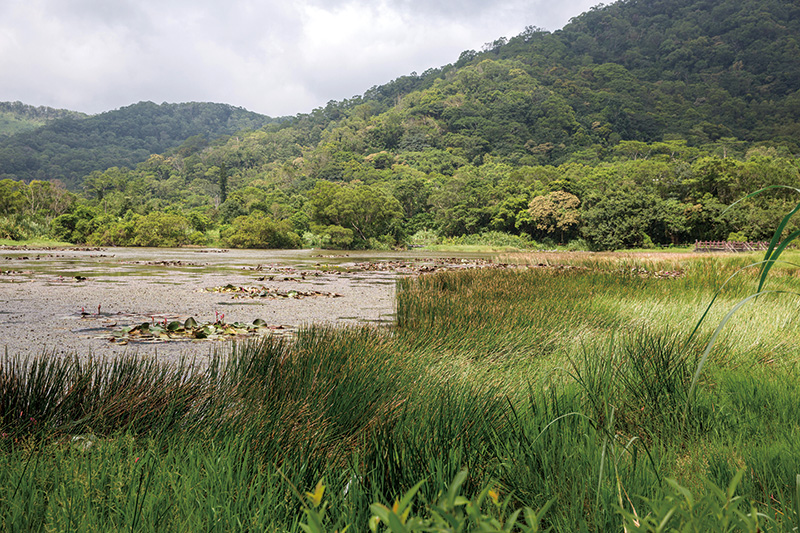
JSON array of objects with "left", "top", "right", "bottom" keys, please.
[
  {"left": 2, "top": 251, "right": 799, "bottom": 530},
  {"left": 2, "top": 143, "right": 798, "bottom": 253}
]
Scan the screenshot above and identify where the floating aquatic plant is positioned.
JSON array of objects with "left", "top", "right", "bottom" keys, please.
[
  {"left": 204, "top": 284, "right": 342, "bottom": 299},
  {"left": 106, "top": 316, "right": 289, "bottom": 344}
]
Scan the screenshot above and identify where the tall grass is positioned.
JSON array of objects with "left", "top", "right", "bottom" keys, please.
[{"left": 2, "top": 254, "right": 800, "bottom": 530}]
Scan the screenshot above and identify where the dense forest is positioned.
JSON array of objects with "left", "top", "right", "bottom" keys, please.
[
  {"left": 0, "top": 102, "right": 280, "bottom": 188},
  {"left": 1, "top": 0, "right": 799, "bottom": 250},
  {"left": 0, "top": 102, "right": 87, "bottom": 136}
]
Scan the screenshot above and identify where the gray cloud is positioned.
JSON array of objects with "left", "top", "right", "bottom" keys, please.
[{"left": 0, "top": 0, "right": 600, "bottom": 116}]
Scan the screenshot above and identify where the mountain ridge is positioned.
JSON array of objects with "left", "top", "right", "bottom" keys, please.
[
  {"left": 0, "top": 101, "right": 87, "bottom": 136},
  {"left": 0, "top": 101, "right": 279, "bottom": 188}
]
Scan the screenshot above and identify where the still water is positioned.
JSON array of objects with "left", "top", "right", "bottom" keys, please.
[{"left": 0, "top": 246, "right": 497, "bottom": 361}]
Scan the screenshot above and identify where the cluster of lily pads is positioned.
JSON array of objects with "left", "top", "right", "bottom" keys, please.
[
  {"left": 108, "top": 316, "right": 280, "bottom": 344},
  {"left": 205, "top": 284, "right": 342, "bottom": 299}
]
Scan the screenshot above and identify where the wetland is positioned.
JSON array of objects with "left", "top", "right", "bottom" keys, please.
[
  {"left": 0, "top": 246, "right": 503, "bottom": 360},
  {"left": 3, "top": 248, "right": 800, "bottom": 531}
]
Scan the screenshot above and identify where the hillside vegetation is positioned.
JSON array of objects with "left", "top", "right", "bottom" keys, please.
[
  {"left": 0, "top": 102, "right": 86, "bottom": 137},
  {"left": 0, "top": 102, "right": 279, "bottom": 189},
  {"left": 0, "top": 0, "right": 799, "bottom": 250}
]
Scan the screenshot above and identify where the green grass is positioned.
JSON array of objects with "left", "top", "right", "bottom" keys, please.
[
  {"left": 2, "top": 255, "right": 800, "bottom": 531},
  {"left": 421, "top": 243, "right": 529, "bottom": 253},
  {"left": 0, "top": 237, "right": 75, "bottom": 247}
]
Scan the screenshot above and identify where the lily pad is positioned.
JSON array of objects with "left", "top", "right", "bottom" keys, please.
[
  {"left": 104, "top": 317, "right": 286, "bottom": 344},
  {"left": 204, "top": 285, "right": 343, "bottom": 300}
]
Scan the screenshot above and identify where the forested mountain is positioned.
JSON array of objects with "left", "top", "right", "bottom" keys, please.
[
  {"left": 2, "top": 0, "right": 799, "bottom": 250},
  {"left": 0, "top": 102, "right": 279, "bottom": 188},
  {"left": 496, "top": 0, "right": 800, "bottom": 146},
  {"left": 0, "top": 102, "right": 86, "bottom": 136}
]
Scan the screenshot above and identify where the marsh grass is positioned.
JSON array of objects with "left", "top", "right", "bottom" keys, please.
[
  {"left": 2, "top": 253, "right": 800, "bottom": 530},
  {"left": 0, "top": 237, "right": 74, "bottom": 247}
]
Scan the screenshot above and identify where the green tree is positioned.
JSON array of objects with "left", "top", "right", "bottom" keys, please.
[
  {"left": 221, "top": 211, "right": 301, "bottom": 249},
  {"left": 428, "top": 170, "right": 495, "bottom": 236},
  {"left": 580, "top": 189, "right": 657, "bottom": 250},
  {"left": 308, "top": 181, "right": 403, "bottom": 246},
  {"left": 131, "top": 212, "right": 191, "bottom": 247},
  {"left": 525, "top": 190, "right": 581, "bottom": 242},
  {"left": 50, "top": 205, "right": 103, "bottom": 243},
  {"left": 0, "top": 179, "right": 25, "bottom": 215},
  {"left": 88, "top": 216, "right": 138, "bottom": 246}
]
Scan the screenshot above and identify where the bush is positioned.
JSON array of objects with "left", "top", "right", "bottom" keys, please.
[
  {"left": 303, "top": 231, "right": 328, "bottom": 248},
  {"left": 132, "top": 212, "right": 192, "bottom": 247},
  {"left": 188, "top": 231, "right": 207, "bottom": 246},
  {"left": 727, "top": 231, "right": 748, "bottom": 242},
  {"left": 221, "top": 211, "right": 301, "bottom": 249},
  {"left": 87, "top": 218, "right": 137, "bottom": 246},
  {"left": 321, "top": 225, "right": 354, "bottom": 249},
  {"left": 367, "top": 234, "right": 396, "bottom": 250},
  {"left": 408, "top": 229, "right": 440, "bottom": 247},
  {"left": 440, "top": 231, "right": 537, "bottom": 249},
  {"left": 566, "top": 238, "right": 590, "bottom": 251},
  {"left": 0, "top": 216, "right": 26, "bottom": 240},
  {"left": 50, "top": 213, "right": 78, "bottom": 241}
]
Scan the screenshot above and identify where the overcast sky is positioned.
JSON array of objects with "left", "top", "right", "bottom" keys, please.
[{"left": 0, "top": 0, "right": 600, "bottom": 117}]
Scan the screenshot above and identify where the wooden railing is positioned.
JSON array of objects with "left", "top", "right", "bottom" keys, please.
[{"left": 694, "top": 240, "right": 769, "bottom": 253}]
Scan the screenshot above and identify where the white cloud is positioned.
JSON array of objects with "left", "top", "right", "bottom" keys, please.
[{"left": 0, "top": 0, "right": 601, "bottom": 116}]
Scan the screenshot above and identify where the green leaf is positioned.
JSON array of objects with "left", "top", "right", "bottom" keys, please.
[
  {"left": 387, "top": 512, "right": 409, "bottom": 533},
  {"left": 446, "top": 470, "right": 468, "bottom": 506},
  {"left": 758, "top": 228, "right": 800, "bottom": 293},
  {"left": 398, "top": 479, "right": 426, "bottom": 515}
]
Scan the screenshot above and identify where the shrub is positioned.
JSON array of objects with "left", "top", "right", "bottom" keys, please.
[
  {"left": 408, "top": 229, "right": 440, "bottom": 247},
  {"left": 0, "top": 216, "right": 25, "bottom": 240},
  {"left": 188, "top": 231, "right": 207, "bottom": 246},
  {"left": 322, "top": 225, "right": 354, "bottom": 249},
  {"left": 727, "top": 231, "right": 748, "bottom": 242},
  {"left": 222, "top": 211, "right": 301, "bottom": 249},
  {"left": 132, "top": 212, "right": 192, "bottom": 247},
  {"left": 440, "top": 231, "right": 537, "bottom": 249},
  {"left": 87, "top": 217, "right": 137, "bottom": 246}
]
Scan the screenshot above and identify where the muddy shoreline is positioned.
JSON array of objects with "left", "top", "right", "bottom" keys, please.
[{"left": 0, "top": 247, "right": 501, "bottom": 364}]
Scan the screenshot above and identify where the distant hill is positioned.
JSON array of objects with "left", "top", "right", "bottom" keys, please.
[
  {"left": 0, "top": 101, "right": 87, "bottom": 136},
  {"left": 0, "top": 101, "right": 279, "bottom": 188}
]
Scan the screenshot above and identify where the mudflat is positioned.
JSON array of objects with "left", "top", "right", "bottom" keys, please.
[{"left": 0, "top": 246, "right": 498, "bottom": 364}]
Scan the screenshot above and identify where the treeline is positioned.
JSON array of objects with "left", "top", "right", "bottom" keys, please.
[
  {"left": 1, "top": 0, "right": 799, "bottom": 250},
  {"left": 2, "top": 140, "right": 798, "bottom": 251}
]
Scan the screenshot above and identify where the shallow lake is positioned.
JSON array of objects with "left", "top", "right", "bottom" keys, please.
[{"left": 0, "top": 247, "right": 498, "bottom": 362}]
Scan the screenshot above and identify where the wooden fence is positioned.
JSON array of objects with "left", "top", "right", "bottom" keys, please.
[{"left": 694, "top": 240, "right": 769, "bottom": 253}]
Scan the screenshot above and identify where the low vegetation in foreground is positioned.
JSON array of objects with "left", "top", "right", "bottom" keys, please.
[{"left": 2, "top": 252, "right": 800, "bottom": 531}]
